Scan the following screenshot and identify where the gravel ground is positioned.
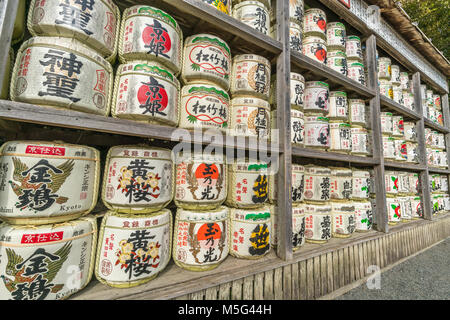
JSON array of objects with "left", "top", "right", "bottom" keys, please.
[{"left": 336, "top": 237, "right": 450, "bottom": 300}]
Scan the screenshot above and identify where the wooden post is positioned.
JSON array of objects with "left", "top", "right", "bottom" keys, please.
[
  {"left": 0, "top": 0, "right": 18, "bottom": 92},
  {"left": 365, "top": 35, "right": 388, "bottom": 232}
]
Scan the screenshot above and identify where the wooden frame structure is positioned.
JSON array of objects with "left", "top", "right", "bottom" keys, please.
[{"left": 0, "top": 0, "right": 449, "bottom": 300}]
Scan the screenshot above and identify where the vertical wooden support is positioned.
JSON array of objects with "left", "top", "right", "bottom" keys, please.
[
  {"left": 0, "top": 0, "right": 18, "bottom": 92},
  {"left": 442, "top": 94, "right": 450, "bottom": 170},
  {"left": 413, "top": 72, "right": 433, "bottom": 220},
  {"left": 275, "top": 0, "right": 293, "bottom": 261},
  {"left": 365, "top": 35, "right": 388, "bottom": 232}
]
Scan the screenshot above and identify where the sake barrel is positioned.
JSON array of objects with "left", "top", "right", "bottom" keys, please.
[
  {"left": 433, "top": 94, "right": 441, "bottom": 110},
  {"left": 345, "top": 36, "right": 363, "bottom": 61},
  {"left": 271, "top": 21, "right": 303, "bottom": 53},
  {"left": 394, "top": 138, "right": 407, "bottom": 162},
  {"left": 326, "top": 50, "right": 348, "bottom": 76},
  {"left": 385, "top": 171, "right": 399, "bottom": 195},
  {"left": 399, "top": 72, "right": 410, "bottom": 91},
  {"left": 0, "top": 141, "right": 100, "bottom": 225},
  {"left": 354, "top": 200, "right": 373, "bottom": 232},
  {"left": 231, "top": 54, "right": 271, "bottom": 100},
  {"left": 379, "top": 79, "right": 393, "bottom": 100},
  {"left": 229, "top": 206, "right": 271, "bottom": 259},
  {"left": 380, "top": 112, "right": 393, "bottom": 135},
  {"left": 408, "top": 172, "right": 419, "bottom": 195},
  {"left": 403, "top": 91, "right": 414, "bottom": 110},
  {"left": 289, "top": 0, "right": 304, "bottom": 23},
  {"left": 304, "top": 115, "right": 330, "bottom": 149},
  {"left": 292, "top": 204, "right": 306, "bottom": 251},
  {"left": 426, "top": 90, "right": 434, "bottom": 106},
  {"left": 390, "top": 64, "right": 401, "bottom": 85},
  {"left": 101, "top": 146, "right": 173, "bottom": 213},
  {"left": 398, "top": 172, "right": 411, "bottom": 195},
  {"left": 410, "top": 196, "right": 422, "bottom": 219},
  {"left": 426, "top": 147, "right": 434, "bottom": 166},
  {"left": 291, "top": 109, "right": 305, "bottom": 146},
  {"left": 329, "top": 122, "right": 351, "bottom": 154},
  {"left": 0, "top": 216, "right": 97, "bottom": 300},
  {"left": 233, "top": 1, "right": 270, "bottom": 35},
  {"left": 347, "top": 61, "right": 366, "bottom": 86},
  {"left": 303, "top": 166, "right": 331, "bottom": 203},
  {"left": 436, "top": 109, "right": 444, "bottom": 126},
  {"left": 304, "top": 81, "right": 329, "bottom": 114},
  {"left": 303, "top": 8, "right": 326, "bottom": 39},
  {"left": 351, "top": 126, "right": 370, "bottom": 156},
  {"left": 398, "top": 196, "right": 412, "bottom": 221},
  {"left": 382, "top": 135, "right": 396, "bottom": 160},
  {"left": 200, "top": 0, "right": 232, "bottom": 15},
  {"left": 95, "top": 209, "right": 172, "bottom": 287},
  {"left": 432, "top": 195, "right": 440, "bottom": 215},
  {"left": 226, "top": 160, "right": 269, "bottom": 208},
  {"left": 229, "top": 96, "right": 270, "bottom": 139},
  {"left": 302, "top": 36, "right": 327, "bottom": 64},
  {"left": 430, "top": 174, "right": 441, "bottom": 193},
  {"left": 427, "top": 106, "right": 437, "bottom": 122},
  {"left": 405, "top": 142, "right": 419, "bottom": 163},
  {"left": 111, "top": 61, "right": 180, "bottom": 127},
  {"left": 443, "top": 194, "right": 450, "bottom": 212},
  {"left": 351, "top": 170, "right": 370, "bottom": 200},
  {"left": 11, "top": 37, "right": 113, "bottom": 116},
  {"left": 181, "top": 34, "right": 231, "bottom": 90},
  {"left": 349, "top": 99, "right": 366, "bottom": 126},
  {"left": 291, "top": 164, "right": 305, "bottom": 203},
  {"left": 179, "top": 82, "right": 230, "bottom": 132},
  {"left": 404, "top": 121, "right": 417, "bottom": 141},
  {"left": 290, "top": 73, "right": 305, "bottom": 110},
  {"left": 437, "top": 133, "right": 446, "bottom": 149},
  {"left": 330, "top": 167, "right": 353, "bottom": 201},
  {"left": 119, "top": 6, "right": 183, "bottom": 74},
  {"left": 328, "top": 91, "right": 348, "bottom": 120},
  {"left": 377, "top": 57, "right": 391, "bottom": 80},
  {"left": 392, "top": 84, "right": 403, "bottom": 105},
  {"left": 387, "top": 196, "right": 401, "bottom": 225},
  {"left": 392, "top": 115, "right": 404, "bottom": 137},
  {"left": 441, "top": 175, "right": 449, "bottom": 193},
  {"left": 327, "top": 22, "right": 346, "bottom": 49},
  {"left": 425, "top": 128, "right": 433, "bottom": 146},
  {"left": 174, "top": 152, "right": 226, "bottom": 210},
  {"left": 304, "top": 203, "right": 332, "bottom": 244},
  {"left": 430, "top": 131, "right": 438, "bottom": 148},
  {"left": 331, "top": 201, "right": 355, "bottom": 238},
  {"left": 28, "top": 0, "right": 120, "bottom": 62},
  {"left": 173, "top": 206, "right": 229, "bottom": 270}
]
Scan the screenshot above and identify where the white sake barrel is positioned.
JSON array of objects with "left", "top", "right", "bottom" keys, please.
[
  {"left": 200, "top": 0, "right": 232, "bottom": 15},
  {"left": 392, "top": 84, "right": 403, "bottom": 104},
  {"left": 351, "top": 126, "right": 370, "bottom": 156},
  {"left": 436, "top": 109, "right": 444, "bottom": 126},
  {"left": 443, "top": 194, "right": 450, "bottom": 212},
  {"left": 345, "top": 36, "right": 363, "bottom": 61},
  {"left": 432, "top": 195, "right": 441, "bottom": 215},
  {"left": 269, "top": 73, "right": 306, "bottom": 110},
  {"left": 441, "top": 175, "right": 449, "bottom": 193},
  {"left": 379, "top": 79, "right": 393, "bottom": 100},
  {"left": 433, "top": 94, "right": 441, "bottom": 110},
  {"left": 331, "top": 201, "right": 355, "bottom": 238},
  {"left": 408, "top": 173, "right": 419, "bottom": 195},
  {"left": 387, "top": 196, "right": 401, "bottom": 225},
  {"left": 302, "top": 36, "right": 327, "bottom": 64},
  {"left": 174, "top": 152, "right": 226, "bottom": 210},
  {"left": 119, "top": 6, "right": 182, "bottom": 74},
  {"left": 347, "top": 61, "right": 366, "bottom": 86},
  {"left": 425, "top": 128, "right": 433, "bottom": 146},
  {"left": 289, "top": 0, "right": 304, "bottom": 23},
  {"left": 392, "top": 115, "right": 404, "bottom": 137},
  {"left": 398, "top": 196, "right": 412, "bottom": 221},
  {"left": 291, "top": 109, "right": 305, "bottom": 146},
  {"left": 181, "top": 34, "right": 231, "bottom": 90},
  {"left": 410, "top": 196, "right": 422, "bottom": 219},
  {"left": 427, "top": 106, "right": 437, "bottom": 122},
  {"left": 304, "top": 81, "right": 329, "bottom": 114},
  {"left": 304, "top": 115, "right": 330, "bottom": 149},
  {"left": 382, "top": 135, "right": 396, "bottom": 160},
  {"left": 436, "top": 133, "right": 446, "bottom": 149},
  {"left": 327, "top": 22, "right": 346, "bottom": 49},
  {"left": 229, "top": 96, "right": 270, "bottom": 139},
  {"left": 406, "top": 142, "right": 419, "bottom": 163},
  {"left": 112, "top": 61, "right": 180, "bottom": 127},
  {"left": 327, "top": 50, "right": 348, "bottom": 76},
  {"left": 95, "top": 209, "right": 172, "bottom": 287},
  {"left": 304, "top": 203, "right": 332, "bottom": 244},
  {"left": 303, "top": 166, "right": 331, "bottom": 203},
  {"left": 354, "top": 200, "right": 373, "bottom": 232},
  {"left": 0, "top": 216, "right": 97, "bottom": 300},
  {"left": 397, "top": 172, "right": 410, "bottom": 195},
  {"left": 233, "top": 1, "right": 270, "bottom": 35},
  {"left": 426, "top": 90, "right": 434, "bottom": 106},
  {"left": 399, "top": 72, "right": 410, "bottom": 91},
  {"left": 352, "top": 170, "right": 370, "bottom": 200},
  {"left": 231, "top": 54, "right": 271, "bottom": 100},
  {"left": 394, "top": 138, "right": 407, "bottom": 162},
  {"left": 179, "top": 82, "right": 230, "bottom": 132},
  {"left": 330, "top": 167, "right": 353, "bottom": 201},
  {"left": 380, "top": 112, "right": 393, "bottom": 135},
  {"left": 385, "top": 171, "right": 400, "bottom": 195},
  {"left": 0, "top": 141, "right": 100, "bottom": 225},
  {"left": 101, "top": 146, "right": 174, "bottom": 213},
  {"left": 390, "top": 65, "right": 401, "bottom": 84},
  {"left": 329, "top": 122, "right": 351, "bottom": 153},
  {"left": 292, "top": 204, "right": 306, "bottom": 251},
  {"left": 270, "top": 20, "right": 303, "bottom": 53},
  {"left": 226, "top": 160, "right": 269, "bottom": 208},
  {"left": 303, "top": 8, "right": 327, "bottom": 39},
  {"left": 403, "top": 90, "right": 415, "bottom": 110},
  {"left": 426, "top": 147, "right": 434, "bottom": 166},
  {"left": 430, "top": 174, "right": 441, "bottom": 193},
  {"left": 173, "top": 206, "right": 229, "bottom": 270},
  {"left": 377, "top": 57, "right": 391, "bottom": 80},
  {"left": 349, "top": 99, "right": 366, "bottom": 126},
  {"left": 11, "top": 37, "right": 113, "bottom": 116},
  {"left": 229, "top": 206, "right": 271, "bottom": 259},
  {"left": 404, "top": 121, "right": 417, "bottom": 141},
  {"left": 28, "top": 0, "right": 120, "bottom": 62},
  {"left": 328, "top": 91, "right": 348, "bottom": 120},
  {"left": 291, "top": 164, "right": 305, "bottom": 203}
]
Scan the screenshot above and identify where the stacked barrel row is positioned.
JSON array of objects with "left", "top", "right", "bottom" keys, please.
[
  {"left": 430, "top": 174, "right": 450, "bottom": 216},
  {"left": 380, "top": 112, "right": 419, "bottom": 163}
]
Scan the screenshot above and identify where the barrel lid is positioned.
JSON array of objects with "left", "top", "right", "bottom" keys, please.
[
  {"left": 124, "top": 5, "right": 181, "bottom": 33},
  {"left": 184, "top": 33, "right": 231, "bottom": 55},
  {"left": 108, "top": 145, "right": 172, "bottom": 160},
  {"left": 174, "top": 151, "right": 225, "bottom": 164},
  {"left": 118, "top": 61, "right": 179, "bottom": 85},
  {"left": 303, "top": 36, "right": 326, "bottom": 44},
  {"left": 231, "top": 96, "right": 270, "bottom": 109},
  {"left": 233, "top": 0, "right": 271, "bottom": 10},
  {"left": 178, "top": 206, "right": 229, "bottom": 221},
  {"left": 104, "top": 208, "right": 171, "bottom": 224},
  {"left": 182, "top": 82, "right": 230, "bottom": 100},
  {"left": 349, "top": 62, "right": 364, "bottom": 68},
  {"left": 233, "top": 54, "right": 270, "bottom": 66},
  {"left": 305, "top": 8, "right": 326, "bottom": 16},
  {"left": 291, "top": 72, "right": 305, "bottom": 82},
  {"left": 305, "top": 81, "right": 329, "bottom": 88},
  {"left": 330, "top": 91, "right": 347, "bottom": 96},
  {"left": 346, "top": 35, "right": 361, "bottom": 41},
  {"left": 231, "top": 206, "right": 271, "bottom": 222},
  {"left": 327, "top": 22, "right": 346, "bottom": 29}
]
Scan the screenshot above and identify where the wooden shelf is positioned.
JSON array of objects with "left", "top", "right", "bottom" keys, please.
[
  {"left": 424, "top": 118, "right": 450, "bottom": 133},
  {"left": 291, "top": 52, "right": 376, "bottom": 99},
  {"left": 428, "top": 167, "right": 450, "bottom": 174},
  {"left": 384, "top": 161, "right": 426, "bottom": 171},
  {"left": 0, "top": 100, "right": 280, "bottom": 153},
  {"left": 292, "top": 146, "right": 378, "bottom": 165},
  {"left": 379, "top": 96, "right": 421, "bottom": 120}
]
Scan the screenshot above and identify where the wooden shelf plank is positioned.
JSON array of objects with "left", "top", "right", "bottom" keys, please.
[
  {"left": 384, "top": 161, "right": 426, "bottom": 171},
  {"left": 291, "top": 52, "right": 376, "bottom": 98},
  {"left": 0, "top": 99, "right": 280, "bottom": 153},
  {"left": 424, "top": 118, "right": 450, "bottom": 133},
  {"left": 379, "top": 96, "right": 421, "bottom": 120},
  {"left": 292, "top": 146, "right": 378, "bottom": 165},
  {"left": 428, "top": 167, "right": 450, "bottom": 174}
]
